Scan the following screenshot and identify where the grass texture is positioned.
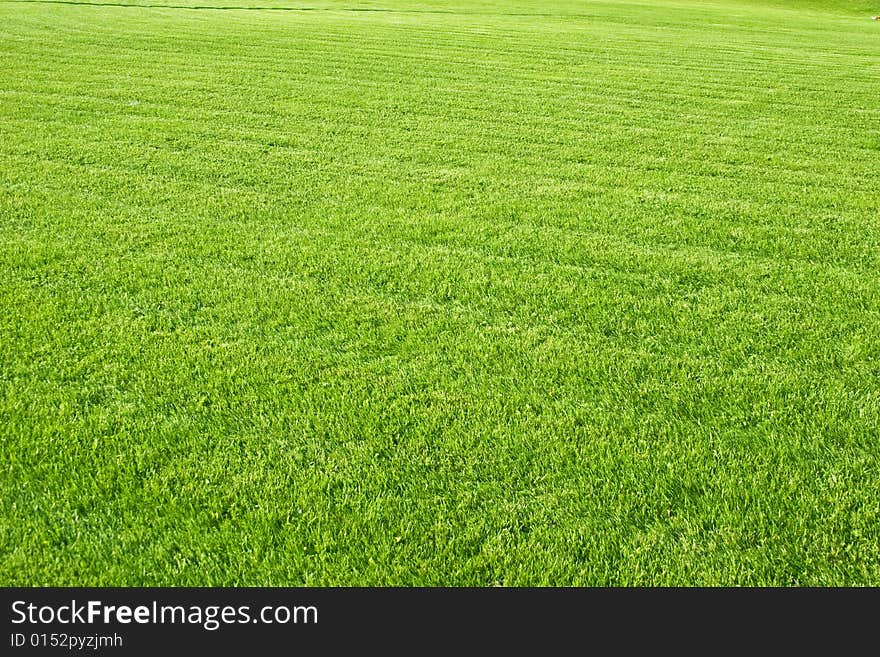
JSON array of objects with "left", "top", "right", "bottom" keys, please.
[{"left": 1, "top": 0, "right": 879, "bottom": 585}]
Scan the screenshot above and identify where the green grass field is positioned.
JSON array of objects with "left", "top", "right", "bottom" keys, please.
[{"left": 1, "top": 0, "right": 879, "bottom": 585}]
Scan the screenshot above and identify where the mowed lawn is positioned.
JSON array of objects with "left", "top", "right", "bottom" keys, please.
[{"left": 1, "top": 0, "right": 879, "bottom": 585}]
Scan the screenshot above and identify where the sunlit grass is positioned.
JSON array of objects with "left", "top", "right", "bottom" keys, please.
[{"left": 1, "top": 0, "right": 878, "bottom": 585}]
